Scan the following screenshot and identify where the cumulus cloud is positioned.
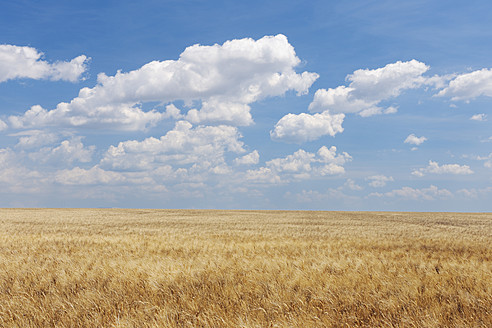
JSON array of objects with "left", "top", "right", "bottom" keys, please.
[
  {"left": 8, "top": 130, "right": 94, "bottom": 165},
  {"left": 11, "top": 130, "right": 59, "bottom": 149},
  {"left": 270, "top": 111, "right": 344, "bottom": 143},
  {"left": 437, "top": 68, "right": 492, "bottom": 101},
  {"left": 267, "top": 149, "right": 316, "bottom": 175},
  {"left": 0, "top": 45, "right": 88, "bottom": 83},
  {"left": 404, "top": 134, "right": 427, "bottom": 146},
  {"left": 412, "top": 160, "right": 473, "bottom": 177},
  {"left": 370, "top": 185, "right": 452, "bottom": 201},
  {"left": 28, "top": 137, "right": 95, "bottom": 165},
  {"left": 246, "top": 146, "right": 351, "bottom": 183},
  {"left": 470, "top": 113, "right": 487, "bottom": 121},
  {"left": 101, "top": 121, "right": 245, "bottom": 173},
  {"left": 0, "top": 148, "right": 16, "bottom": 168},
  {"left": 55, "top": 166, "right": 125, "bottom": 185},
  {"left": 344, "top": 178, "right": 363, "bottom": 190},
  {"left": 358, "top": 105, "right": 398, "bottom": 117},
  {"left": 9, "top": 35, "right": 318, "bottom": 131},
  {"left": 0, "top": 147, "right": 45, "bottom": 193},
  {"left": 0, "top": 137, "right": 96, "bottom": 191},
  {"left": 308, "top": 60, "right": 430, "bottom": 116},
  {"left": 457, "top": 187, "right": 492, "bottom": 198},
  {"left": 234, "top": 150, "right": 259, "bottom": 165},
  {"left": 10, "top": 103, "right": 164, "bottom": 132},
  {"left": 366, "top": 175, "right": 394, "bottom": 187}
]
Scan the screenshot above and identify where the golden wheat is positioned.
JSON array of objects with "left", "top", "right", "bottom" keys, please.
[{"left": 0, "top": 209, "right": 490, "bottom": 327}]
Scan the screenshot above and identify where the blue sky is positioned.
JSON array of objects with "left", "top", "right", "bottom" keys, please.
[{"left": 1, "top": 0, "right": 492, "bottom": 210}]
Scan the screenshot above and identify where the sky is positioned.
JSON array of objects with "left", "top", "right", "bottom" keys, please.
[{"left": 1, "top": 0, "right": 492, "bottom": 211}]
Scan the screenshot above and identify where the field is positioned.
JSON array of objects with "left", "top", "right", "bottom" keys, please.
[{"left": 0, "top": 209, "right": 490, "bottom": 327}]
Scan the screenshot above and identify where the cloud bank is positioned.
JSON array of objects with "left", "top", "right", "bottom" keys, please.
[
  {"left": 8, "top": 35, "right": 318, "bottom": 131},
  {"left": 1, "top": 34, "right": 491, "bottom": 210}
]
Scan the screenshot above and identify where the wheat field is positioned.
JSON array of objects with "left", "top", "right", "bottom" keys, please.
[{"left": 0, "top": 209, "right": 490, "bottom": 327}]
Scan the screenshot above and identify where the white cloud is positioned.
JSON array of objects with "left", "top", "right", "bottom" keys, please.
[
  {"left": 11, "top": 130, "right": 59, "bottom": 149},
  {"left": 234, "top": 150, "right": 259, "bottom": 165},
  {"left": 308, "top": 60, "right": 429, "bottom": 116},
  {"left": 437, "top": 68, "right": 492, "bottom": 101},
  {"left": 470, "top": 113, "right": 487, "bottom": 121},
  {"left": 243, "top": 167, "right": 281, "bottom": 184},
  {"left": 344, "top": 178, "right": 363, "bottom": 191},
  {"left": 267, "top": 149, "right": 315, "bottom": 174},
  {"left": 47, "top": 122, "right": 250, "bottom": 189},
  {"left": 0, "top": 138, "right": 96, "bottom": 192},
  {"left": 28, "top": 137, "right": 95, "bottom": 164},
  {"left": 412, "top": 160, "right": 473, "bottom": 176},
  {"left": 411, "top": 170, "right": 424, "bottom": 177},
  {"left": 101, "top": 121, "right": 245, "bottom": 172},
  {"left": 457, "top": 187, "right": 492, "bottom": 198},
  {"left": 347, "top": 60, "right": 429, "bottom": 100},
  {"left": 317, "top": 145, "right": 352, "bottom": 165},
  {"left": 162, "top": 104, "right": 183, "bottom": 120},
  {"left": 370, "top": 185, "right": 452, "bottom": 201},
  {"left": 245, "top": 146, "right": 351, "bottom": 183},
  {"left": 0, "top": 119, "right": 7, "bottom": 131},
  {"left": 0, "top": 166, "right": 44, "bottom": 193},
  {"left": 366, "top": 175, "right": 394, "bottom": 187},
  {"left": 383, "top": 106, "right": 398, "bottom": 114},
  {"left": 9, "top": 35, "right": 318, "bottom": 131},
  {"left": 0, "top": 45, "right": 88, "bottom": 83},
  {"left": 0, "top": 148, "right": 16, "bottom": 168},
  {"left": 457, "top": 188, "right": 478, "bottom": 198},
  {"left": 358, "top": 105, "right": 398, "bottom": 117},
  {"left": 0, "top": 148, "right": 45, "bottom": 193},
  {"left": 404, "top": 134, "right": 427, "bottom": 146},
  {"left": 270, "top": 111, "right": 344, "bottom": 143},
  {"left": 9, "top": 103, "right": 164, "bottom": 132}
]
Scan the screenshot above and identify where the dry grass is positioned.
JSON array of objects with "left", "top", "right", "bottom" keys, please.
[{"left": 0, "top": 209, "right": 490, "bottom": 327}]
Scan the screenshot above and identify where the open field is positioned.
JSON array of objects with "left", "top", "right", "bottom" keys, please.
[{"left": 0, "top": 209, "right": 490, "bottom": 327}]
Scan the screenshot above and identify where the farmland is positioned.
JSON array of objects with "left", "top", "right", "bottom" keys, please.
[{"left": 0, "top": 209, "right": 490, "bottom": 327}]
